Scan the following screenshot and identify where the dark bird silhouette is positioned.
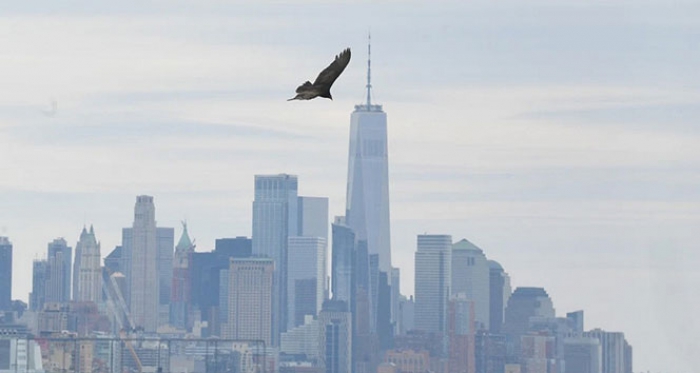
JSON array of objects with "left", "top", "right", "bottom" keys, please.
[{"left": 288, "top": 48, "right": 351, "bottom": 101}]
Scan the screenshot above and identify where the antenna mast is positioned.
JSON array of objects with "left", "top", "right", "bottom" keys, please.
[{"left": 366, "top": 32, "right": 372, "bottom": 107}]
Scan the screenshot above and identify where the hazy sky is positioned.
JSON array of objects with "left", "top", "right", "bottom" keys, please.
[{"left": 1, "top": 1, "right": 699, "bottom": 371}]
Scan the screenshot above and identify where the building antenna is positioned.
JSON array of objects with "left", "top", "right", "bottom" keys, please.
[{"left": 366, "top": 32, "right": 372, "bottom": 107}]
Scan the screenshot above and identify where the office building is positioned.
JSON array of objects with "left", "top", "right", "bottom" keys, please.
[
  {"left": 224, "top": 258, "right": 274, "bottom": 346},
  {"left": 414, "top": 234, "right": 452, "bottom": 334},
  {"left": 252, "top": 174, "right": 298, "bottom": 345},
  {"left": 46, "top": 238, "right": 72, "bottom": 303},
  {"left": 73, "top": 226, "right": 102, "bottom": 304},
  {"left": 0, "top": 237, "right": 11, "bottom": 311},
  {"left": 451, "top": 239, "right": 490, "bottom": 330}
]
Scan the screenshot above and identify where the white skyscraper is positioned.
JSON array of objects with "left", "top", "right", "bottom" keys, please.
[
  {"left": 451, "top": 238, "right": 490, "bottom": 330},
  {"left": 414, "top": 234, "right": 452, "bottom": 334},
  {"left": 345, "top": 37, "right": 392, "bottom": 275},
  {"left": 74, "top": 225, "right": 102, "bottom": 304},
  {"left": 129, "top": 195, "right": 159, "bottom": 332}
]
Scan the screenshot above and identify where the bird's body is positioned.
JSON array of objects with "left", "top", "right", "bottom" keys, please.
[{"left": 288, "top": 48, "right": 351, "bottom": 101}]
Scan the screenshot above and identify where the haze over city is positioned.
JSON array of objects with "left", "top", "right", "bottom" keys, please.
[{"left": 1, "top": 1, "right": 698, "bottom": 373}]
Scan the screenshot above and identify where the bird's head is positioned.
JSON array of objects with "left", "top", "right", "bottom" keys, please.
[{"left": 321, "top": 92, "right": 333, "bottom": 100}]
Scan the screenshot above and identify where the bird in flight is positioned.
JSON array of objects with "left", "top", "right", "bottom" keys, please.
[{"left": 288, "top": 48, "right": 351, "bottom": 101}]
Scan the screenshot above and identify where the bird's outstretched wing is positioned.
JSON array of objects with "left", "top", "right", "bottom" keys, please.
[{"left": 313, "top": 48, "right": 351, "bottom": 89}]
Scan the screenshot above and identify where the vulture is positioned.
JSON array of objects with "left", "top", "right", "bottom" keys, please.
[{"left": 288, "top": 48, "right": 351, "bottom": 101}]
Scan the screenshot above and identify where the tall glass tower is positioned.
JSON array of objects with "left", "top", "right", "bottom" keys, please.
[
  {"left": 252, "top": 174, "right": 299, "bottom": 346},
  {"left": 345, "top": 36, "right": 392, "bottom": 274}
]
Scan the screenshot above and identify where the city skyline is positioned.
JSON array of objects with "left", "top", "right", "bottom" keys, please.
[{"left": 1, "top": 1, "right": 698, "bottom": 372}]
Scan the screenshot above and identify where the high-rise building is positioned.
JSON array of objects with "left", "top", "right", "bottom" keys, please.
[
  {"left": 503, "top": 287, "right": 556, "bottom": 364},
  {"left": 104, "top": 246, "right": 121, "bottom": 274},
  {"left": 567, "top": 311, "right": 585, "bottom": 334},
  {"left": 414, "top": 234, "right": 452, "bottom": 335},
  {"left": 0, "top": 237, "right": 12, "bottom": 311},
  {"left": 390, "top": 267, "right": 400, "bottom": 334},
  {"left": 564, "top": 337, "right": 602, "bottom": 373},
  {"left": 287, "top": 196, "right": 328, "bottom": 330},
  {"left": 503, "top": 287, "right": 556, "bottom": 338},
  {"left": 46, "top": 238, "right": 72, "bottom": 303},
  {"left": 448, "top": 294, "right": 476, "bottom": 373},
  {"left": 344, "top": 39, "right": 392, "bottom": 275},
  {"left": 157, "top": 227, "right": 174, "bottom": 326},
  {"left": 215, "top": 237, "right": 253, "bottom": 258},
  {"left": 377, "top": 271, "right": 393, "bottom": 349},
  {"left": 171, "top": 222, "right": 195, "bottom": 330},
  {"left": 120, "top": 228, "right": 133, "bottom": 305},
  {"left": 623, "top": 340, "right": 632, "bottom": 373},
  {"left": 451, "top": 239, "right": 490, "bottom": 330},
  {"left": 252, "top": 174, "right": 299, "bottom": 345},
  {"left": 287, "top": 237, "right": 327, "bottom": 329},
  {"left": 73, "top": 226, "right": 102, "bottom": 304},
  {"left": 128, "top": 195, "right": 159, "bottom": 332},
  {"left": 396, "top": 295, "right": 414, "bottom": 335},
  {"left": 30, "top": 259, "right": 48, "bottom": 311},
  {"left": 331, "top": 218, "right": 355, "bottom": 307},
  {"left": 297, "top": 196, "right": 329, "bottom": 239},
  {"left": 488, "top": 260, "right": 511, "bottom": 334},
  {"left": 581, "top": 329, "right": 628, "bottom": 373},
  {"left": 224, "top": 257, "right": 274, "bottom": 346},
  {"left": 318, "top": 300, "right": 352, "bottom": 373},
  {"left": 190, "top": 240, "right": 252, "bottom": 337}
]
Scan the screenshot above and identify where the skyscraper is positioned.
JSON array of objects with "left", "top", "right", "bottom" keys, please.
[
  {"left": 390, "top": 267, "right": 401, "bottom": 334},
  {"left": 451, "top": 239, "right": 490, "bottom": 330},
  {"left": 331, "top": 218, "right": 355, "bottom": 308},
  {"left": 582, "top": 329, "right": 629, "bottom": 373},
  {"left": 318, "top": 300, "right": 352, "bottom": 373},
  {"left": 171, "top": 222, "right": 195, "bottom": 330},
  {"left": 344, "top": 38, "right": 392, "bottom": 275},
  {"left": 297, "top": 196, "right": 329, "bottom": 239},
  {"left": 286, "top": 195, "right": 329, "bottom": 329},
  {"left": 414, "top": 234, "right": 452, "bottom": 335},
  {"left": 503, "top": 287, "right": 556, "bottom": 338},
  {"left": 252, "top": 174, "right": 299, "bottom": 345},
  {"left": 30, "top": 259, "right": 48, "bottom": 311},
  {"left": 74, "top": 226, "right": 102, "bottom": 304},
  {"left": 567, "top": 310, "right": 585, "bottom": 334},
  {"left": 0, "top": 237, "right": 12, "bottom": 311},
  {"left": 287, "top": 236, "right": 327, "bottom": 329},
  {"left": 190, "top": 239, "right": 251, "bottom": 337},
  {"left": 448, "top": 294, "right": 476, "bottom": 373},
  {"left": 129, "top": 195, "right": 159, "bottom": 332},
  {"left": 157, "top": 227, "right": 174, "bottom": 326},
  {"left": 46, "top": 238, "right": 72, "bottom": 303},
  {"left": 224, "top": 257, "right": 274, "bottom": 346},
  {"left": 488, "top": 260, "right": 511, "bottom": 334},
  {"left": 564, "top": 337, "right": 602, "bottom": 373}
]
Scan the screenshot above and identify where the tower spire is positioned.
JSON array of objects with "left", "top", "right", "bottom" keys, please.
[{"left": 366, "top": 32, "right": 372, "bottom": 107}]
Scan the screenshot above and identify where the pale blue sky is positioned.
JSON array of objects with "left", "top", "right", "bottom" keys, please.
[{"left": 1, "top": 1, "right": 699, "bottom": 371}]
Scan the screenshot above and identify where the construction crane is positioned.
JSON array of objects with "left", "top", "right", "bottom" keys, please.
[{"left": 102, "top": 268, "right": 143, "bottom": 373}]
